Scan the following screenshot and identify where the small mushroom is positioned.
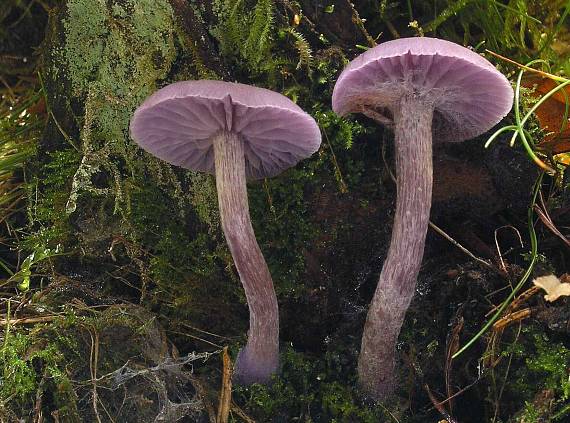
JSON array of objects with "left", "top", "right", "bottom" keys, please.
[
  {"left": 332, "top": 37, "right": 513, "bottom": 399},
  {"left": 130, "top": 80, "right": 321, "bottom": 384}
]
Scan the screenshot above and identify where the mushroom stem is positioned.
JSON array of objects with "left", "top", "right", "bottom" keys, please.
[
  {"left": 358, "top": 93, "right": 434, "bottom": 400},
  {"left": 213, "top": 131, "right": 279, "bottom": 385}
]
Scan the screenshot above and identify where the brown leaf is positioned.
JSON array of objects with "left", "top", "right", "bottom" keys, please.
[{"left": 522, "top": 75, "right": 570, "bottom": 154}]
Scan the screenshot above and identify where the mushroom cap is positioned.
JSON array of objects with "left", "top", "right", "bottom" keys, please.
[
  {"left": 130, "top": 80, "right": 322, "bottom": 179},
  {"left": 332, "top": 37, "right": 514, "bottom": 142}
]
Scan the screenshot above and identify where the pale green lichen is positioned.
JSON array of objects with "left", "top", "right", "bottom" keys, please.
[{"left": 61, "top": 0, "right": 179, "bottom": 215}]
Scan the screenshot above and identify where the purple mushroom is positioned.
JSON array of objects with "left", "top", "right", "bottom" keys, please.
[
  {"left": 332, "top": 37, "right": 513, "bottom": 399},
  {"left": 130, "top": 80, "right": 321, "bottom": 384}
]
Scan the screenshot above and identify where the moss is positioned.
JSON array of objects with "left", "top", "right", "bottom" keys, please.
[
  {"left": 129, "top": 181, "right": 218, "bottom": 279},
  {"left": 249, "top": 169, "right": 319, "bottom": 295},
  {"left": 211, "top": 0, "right": 275, "bottom": 71},
  {"left": 37, "top": 0, "right": 224, "bottom": 281},
  {"left": 234, "top": 347, "right": 388, "bottom": 421},
  {"left": 499, "top": 327, "right": 570, "bottom": 421},
  {"left": 0, "top": 302, "right": 191, "bottom": 421},
  {"left": 0, "top": 323, "right": 80, "bottom": 419},
  {"left": 524, "top": 333, "right": 570, "bottom": 400},
  {"left": 23, "top": 1, "right": 569, "bottom": 421},
  {"left": 26, "top": 148, "right": 81, "bottom": 248}
]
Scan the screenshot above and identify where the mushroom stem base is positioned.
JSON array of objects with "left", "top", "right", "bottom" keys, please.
[
  {"left": 213, "top": 131, "right": 279, "bottom": 385},
  {"left": 358, "top": 95, "right": 434, "bottom": 400}
]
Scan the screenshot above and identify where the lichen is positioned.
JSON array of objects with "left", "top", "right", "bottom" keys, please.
[
  {"left": 59, "top": 0, "right": 179, "bottom": 215},
  {"left": 37, "top": 0, "right": 224, "bottom": 273}
]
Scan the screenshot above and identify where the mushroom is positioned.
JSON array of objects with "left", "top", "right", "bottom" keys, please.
[
  {"left": 130, "top": 80, "right": 321, "bottom": 384},
  {"left": 332, "top": 37, "right": 513, "bottom": 399}
]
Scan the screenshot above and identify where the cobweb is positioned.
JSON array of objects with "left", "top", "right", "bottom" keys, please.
[{"left": 101, "top": 351, "right": 218, "bottom": 422}]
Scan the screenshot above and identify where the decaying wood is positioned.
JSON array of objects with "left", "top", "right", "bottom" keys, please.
[
  {"left": 493, "top": 308, "right": 532, "bottom": 331},
  {"left": 216, "top": 347, "right": 232, "bottom": 423}
]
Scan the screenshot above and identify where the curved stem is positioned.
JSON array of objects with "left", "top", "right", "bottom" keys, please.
[
  {"left": 358, "top": 94, "right": 434, "bottom": 400},
  {"left": 213, "top": 131, "right": 279, "bottom": 384}
]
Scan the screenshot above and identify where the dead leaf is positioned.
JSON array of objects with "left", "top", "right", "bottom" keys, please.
[
  {"left": 522, "top": 76, "right": 570, "bottom": 155},
  {"left": 533, "top": 274, "right": 570, "bottom": 302}
]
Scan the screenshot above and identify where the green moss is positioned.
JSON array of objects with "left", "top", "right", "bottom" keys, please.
[
  {"left": 26, "top": 2, "right": 569, "bottom": 421},
  {"left": 234, "top": 347, "right": 388, "bottom": 421},
  {"left": 26, "top": 148, "right": 81, "bottom": 248},
  {"left": 519, "top": 402, "right": 542, "bottom": 422},
  {"left": 525, "top": 333, "right": 570, "bottom": 400},
  {"left": 0, "top": 324, "right": 79, "bottom": 418},
  {"left": 1, "top": 332, "right": 37, "bottom": 401},
  {"left": 503, "top": 328, "right": 570, "bottom": 421},
  {"left": 0, "top": 303, "right": 186, "bottom": 420},
  {"left": 211, "top": 0, "right": 275, "bottom": 70},
  {"left": 129, "top": 181, "right": 218, "bottom": 279},
  {"left": 249, "top": 170, "right": 318, "bottom": 295}
]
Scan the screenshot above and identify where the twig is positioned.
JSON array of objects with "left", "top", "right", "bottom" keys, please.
[
  {"left": 382, "top": 20, "right": 399, "bottom": 39},
  {"left": 89, "top": 329, "right": 102, "bottom": 423},
  {"left": 534, "top": 202, "right": 570, "bottom": 248},
  {"left": 492, "top": 308, "right": 531, "bottom": 331},
  {"left": 189, "top": 376, "right": 217, "bottom": 423},
  {"left": 0, "top": 315, "right": 57, "bottom": 326},
  {"left": 494, "top": 225, "right": 524, "bottom": 275},
  {"left": 508, "top": 286, "right": 540, "bottom": 311},
  {"left": 343, "top": 0, "right": 376, "bottom": 47},
  {"left": 429, "top": 222, "right": 498, "bottom": 273},
  {"left": 431, "top": 377, "right": 481, "bottom": 408},
  {"left": 217, "top": 347, "right": 232, "bottom": 423},
  {"left": 33, "top": 375, "right": 46, "bottom": 423},
  {"left": 485, "top": 50, "right": 567, "bottom": 83},
  {"left": 8, "top": 0, "right": 36, "bottom": 29},
  {"left": 263, "top": 178, "right": 276, "bottom": 219},
  {"left": 321, "top": 125, "right": 348, "bottom": 193},
  {"left": 424, "top": 384, "right": 459, "bottom": 423},
  {"left": 376, "top": 402, "right": 401, "bottom": 423},
  {"left": 445, "top": 314, "right": 464, "bottom": 413},
  {"left": 37, "top": 72, "right": 80, "bottom": 152},
  {"left": 230, "top": 402, "right": 256, "bottom": 423},
  {"left": 492, "top": 323, "right": 523, "bottom": 421},
  {"left": 406, "top": 349, "right": 459, "bottom": 423},
  {"left": 180, "top": 322, "right": 235, "bottom": 340},
  {"left": 485, "top": 285, "right": 539, "bottom": 320},
  {"left": 166, "top": 329, "right": 223, "bottom": 349}
]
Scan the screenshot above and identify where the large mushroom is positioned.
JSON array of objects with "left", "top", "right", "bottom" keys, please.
[
  {"left": 130, "top": 80, "right": 321, "bottom": 384},
  {"left": 332, "top": 37, "right": 513, "bottom": 399}
]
